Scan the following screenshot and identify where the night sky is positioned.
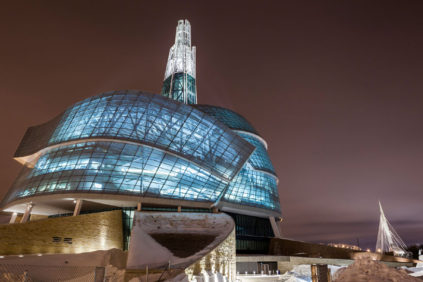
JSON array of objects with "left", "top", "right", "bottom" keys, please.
[{"left": 1, "top": 1, "right": 422, "bottom": 249}]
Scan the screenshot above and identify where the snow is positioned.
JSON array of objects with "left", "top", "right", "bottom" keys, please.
[
  {"left": 127, "top": 271, "right": 230, "bottom": 282},
  {"left": 127, "top": 224, "right": 173, "bottom": 268},
  {"left": 237, "top": 261, "right": 422, "bottom": 282},
  {"left": 401, "top": 266, "right": 423, "bottom": 277},
  {"left": 0, "top": 249, "right": 127, "bottom": 282},
  {"left": 236, "top": 265, "right": 345, "bottom": 282},
  {"left": 333, "top": 253, "right": 421, "bottom": 281},
  {"left": 126, "top": 212, "right": 234, "bottom": 270},
  {"left": 417, "top": 255, "right": 423, "bottom": 267},
  {"left": 104, "top": 265, "right": 126, "bottom": 281},
  {"left": 280, "top": 264, "right": 312, "bottom": 281}
]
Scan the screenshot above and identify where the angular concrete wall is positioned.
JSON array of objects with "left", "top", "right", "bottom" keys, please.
[
  {"left": 126, "top": 212, "right": 236, "bottom": 281},
  {"left": 0, "top": 210, "right": 123, "bottom": 255}
]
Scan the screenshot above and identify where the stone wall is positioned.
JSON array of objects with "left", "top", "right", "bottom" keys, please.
[
  {"left": 0, "top": 210, "right": 123, "bottom": 255},
  {"left": 185, "top": 229, "right": 236, "bottom": 281}
]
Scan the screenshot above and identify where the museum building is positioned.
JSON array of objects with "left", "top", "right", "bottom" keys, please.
[{"left": 0, "top": 20, "right": 282, "bottom": 254}]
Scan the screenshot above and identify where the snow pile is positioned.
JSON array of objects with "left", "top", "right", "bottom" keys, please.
[
  {"left": 190, "top": 271, "right": 228, "bottom": 282},
  {"left": 333, "top": 254, "right": 421, "bottom": 282},
  {"left": 167, "top": 272, "right": 190, "bottom": 282},
  {"left": 128, "top": 271, "right": 229, "bottom": 282},
  {"left": 401, "top": 266, "right": 423, "bottom": 278},
  {"left": 104, "top": 265, "right": 126, "bottom": 281},
  {"left": 0, "top": 249, "right": 127, "bottom": 282},
  {"left": 276, "top": 264, "right": 343, "bottom": 282},
  {"left": 280, "top": 264, "right": 311, "bottom": 281},
  {"left": 127, "top": 272, "right": 189, "bottom": 282}
]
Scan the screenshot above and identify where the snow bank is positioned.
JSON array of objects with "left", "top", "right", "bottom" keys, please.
[
  {"left": 333, "top": 254, "right": 421, "bottom": 281},
  {"left": 0, "top": 249, "right": 127, "bottom": 282},
  {"left": 417, "top": 255, "right": 423, "bottom": 267},
  {"left": 401, "top": 266, "right": 423, "bottom": 278},
  {"left": 280, "top": 264, "right": 311, "bottom": 281},
  {"left": 276, "top": 264, "right": 343, "bottom": 282},
  {"left": 104, "top": 265, "right": 126, "bottom": 281}
]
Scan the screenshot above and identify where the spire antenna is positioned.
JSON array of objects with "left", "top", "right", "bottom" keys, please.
[{"left": 161, "top": 19, "right": 197, "bottom": 104}]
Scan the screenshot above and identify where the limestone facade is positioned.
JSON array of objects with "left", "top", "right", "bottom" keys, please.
[{"left": 0, "top": 210, "right": 123, "bottom": 255}]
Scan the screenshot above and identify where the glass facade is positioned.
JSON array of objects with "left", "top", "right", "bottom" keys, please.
[
  {"left": 161, "top": 73, "right": 196, "bottom": 104},
  {"left": 222, "top": 164, "right": 280, "bottom": 211},
  {"left": 2, "top": 90, "right": 281, "bottom": 215},
  {"left": 195, "top": 105, "right": 280, "bottom": 212},
  {"left": 4, "top": 141, "right": 228, "bottom": 202},
  {"left": 194, "top": 105, "right": 259, "bottom": 135},
  {"left": 227, "top": 212, "right": 274, "bottom": 254},
  {"left": 15, "top": 91, "right": 253, "bottom": 182},
  {"left": 237, "top": 132, "right": 275, "bottom": 175}
]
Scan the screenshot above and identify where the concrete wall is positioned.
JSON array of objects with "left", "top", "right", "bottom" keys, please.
[
  {"left": 0, "top": 210, "right": 123, "bottom": 255},
  {"left": 125, "top": 212, "right": 237, "bottom": 282}
]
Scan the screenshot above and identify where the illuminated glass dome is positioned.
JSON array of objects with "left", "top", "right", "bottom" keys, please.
[{"left": 1, "top": 90, "right": 281, "bottom": 217}]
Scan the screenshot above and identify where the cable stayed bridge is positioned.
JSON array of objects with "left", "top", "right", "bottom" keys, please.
[{"left": 376, "top": 201, "right": 410, "bottom": 257}]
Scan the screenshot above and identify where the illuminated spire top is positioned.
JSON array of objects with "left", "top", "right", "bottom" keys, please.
[{"left": 161, "top": 19, "right": 197, "bottom": 104}]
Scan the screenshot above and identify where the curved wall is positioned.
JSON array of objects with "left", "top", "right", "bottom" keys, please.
[{"left": 194, "top": 105, "right": 281, "bottom": 213}]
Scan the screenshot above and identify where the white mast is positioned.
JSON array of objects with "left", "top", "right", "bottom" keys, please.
[{"left": 375, "top": 201, "right": 408, "bottom": 256}]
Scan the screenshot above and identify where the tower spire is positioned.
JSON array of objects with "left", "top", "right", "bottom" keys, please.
[{"left": 161, "top": 19, "right": 197, "bottom": 104}]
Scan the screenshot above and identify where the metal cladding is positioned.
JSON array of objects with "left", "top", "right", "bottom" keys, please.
[{"left": 2, "top": 90, "right": 281, "bottom": 214}]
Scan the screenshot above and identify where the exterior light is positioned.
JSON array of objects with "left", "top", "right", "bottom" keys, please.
[
  {"left": 0, "top": 256, "right": 4, "bottom": 259},
  {"left": 18, "top": 255, "right": 24, "bottom": 258}
]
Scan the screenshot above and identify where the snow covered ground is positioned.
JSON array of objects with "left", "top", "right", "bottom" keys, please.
[
  {"left": 237, "top": 258, "right": 423, "bottom": 282},
  {"left": 332, "top": 254, "right": 422, "bottom": 282},
  {"left": 236, "top": 265, "right": 344, "bottom": 282},
  {"left": 1, "top": 248, "right": 421, "bottom": 281},
  {"left": 0, "top": 249, "right": 127, "bottom": 281}
]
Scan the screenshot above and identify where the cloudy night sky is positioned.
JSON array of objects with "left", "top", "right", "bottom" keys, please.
[{"left": 1, "top": 1, "right": 422, "bottom": 249}]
